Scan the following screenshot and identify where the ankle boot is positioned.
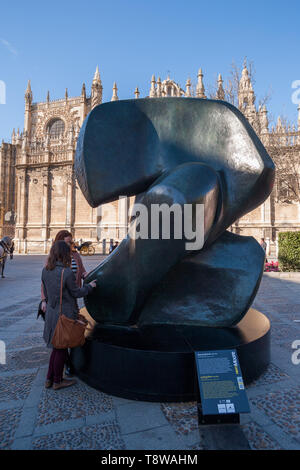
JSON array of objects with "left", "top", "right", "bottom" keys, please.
[{"left": 53, "top": 379, "right": 77, "bottom": 390}]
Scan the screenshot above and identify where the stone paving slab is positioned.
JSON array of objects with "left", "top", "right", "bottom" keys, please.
[
  {"left": 251, "top": 386, "right": 300, "bottom": 441},
  {"left": 122, "top": 424, "right": 187, "bottom": 450},
  {"left": 0, "top": 408, "right": 23, "bottom": 450},
  {"left": 31, "top": 421, "right": 126, "bottom": 450},
  {"left": 36, "top": 382, "right": 114, "bottom": 426},
  {"left": 240, "top": 421, "right": 283, "bottom": 450},
  {"left": 0, "top": 372, "right": 37, "bottom": 402},
  {"left": 0, "top": 256, "right": 300, "bottom": 450}
]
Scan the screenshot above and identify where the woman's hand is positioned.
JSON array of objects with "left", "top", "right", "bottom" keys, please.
[
  {"left": 89, "top": 280, "right": 97, "bottom": 288},
  {"left": 41, "top": 300, "right": 47, "bottom": 313}
]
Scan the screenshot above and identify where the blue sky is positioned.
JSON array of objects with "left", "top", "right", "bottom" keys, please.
[{"left": 0, "top": 0, "right": 299, "bottom": 141}]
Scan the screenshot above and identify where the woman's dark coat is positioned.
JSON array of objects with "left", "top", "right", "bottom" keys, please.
[{"left": 42, "top": 261, "right": 93, "bottom": 348}]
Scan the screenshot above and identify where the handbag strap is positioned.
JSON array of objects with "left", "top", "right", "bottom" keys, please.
[{"left": 59, "top": 268, "right": 65, "bottom": 315}]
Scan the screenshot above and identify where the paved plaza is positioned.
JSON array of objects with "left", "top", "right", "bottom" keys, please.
[{"left": 0, "top": 255, "right": 300, "bottom": 450}]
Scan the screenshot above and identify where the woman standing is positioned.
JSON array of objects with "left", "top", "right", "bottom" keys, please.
[
  {"left": 41, "top": 230, "right": 89, "bottom": 377},
  {"left": 42, "top": 241, "right": 96, "bottom": 390}
]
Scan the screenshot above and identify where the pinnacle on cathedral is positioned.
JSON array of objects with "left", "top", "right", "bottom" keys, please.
[
  {"left": 93, "top": 65, "right": 101, "bottom": 83},
  {"left": 81, "top": 82, "right": 86, "bottom": 99},
  {"left": 111, "top": 82, "right": 119, "bottom": 101},
  {"left": 91, "top": 65, "right": 103, "bottom": 109},
  {"left": 25, "top": 80, "right": 33, "bottom": 103},
  {"left": 276, "top": 116, "right": 283, "bottom": 131},
  {"left": 149, "top": 74, "right": 156, "bottom": 98},
  {"left": 196, "top": 68, "right": 206, "bottom": 98},
  {"left": 216, "top": 74, "right": 225, "bottom": 101},
  {"left": 237, "top": 63, "right": 258, "bottom": 131},
  {"left": 11, "top": 128, "right": 16, "bottom": 145},
  {"left": 185, "top": 78, "right": 192, "bottom": 97},
  {"left": 156, "top": 77, "right": 162, "bottom": 97},
  {"left": 238, "top": 64, "right": 255, "bottom": 108},
  {"left": 134, "top": 87, "right": 140, "bottom": 99},
  {"left": 259, "top": 104, "right": 269, "bottom": 134},
  {"left": 24, "top": 80, "right": 32, "bottom": 142}
]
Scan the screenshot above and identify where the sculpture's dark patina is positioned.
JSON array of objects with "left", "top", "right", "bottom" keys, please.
[{"left": 75, "top": 97, "right": 275, "bottom": 327}]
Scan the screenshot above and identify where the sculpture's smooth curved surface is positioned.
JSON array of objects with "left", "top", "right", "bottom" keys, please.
[
  {"left": 137, "top": 230, "right": 265, "bottom": 327},
  {"left": 75, "top": 97, "right": 275, "bottom": 327}
]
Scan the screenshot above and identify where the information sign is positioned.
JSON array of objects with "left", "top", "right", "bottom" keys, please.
[{"left": 195, "top": 349, "right": 250, "bottom": 424}]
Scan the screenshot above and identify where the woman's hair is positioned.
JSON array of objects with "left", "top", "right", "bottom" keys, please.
[
  {"left": 54, "top": 230, "right": 73, "bottom": 242},
  {"left": 46, "top": 241, "right": 71, "bottom": 270}
]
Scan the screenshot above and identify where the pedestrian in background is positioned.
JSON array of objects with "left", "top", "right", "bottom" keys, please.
[
  {"left": 260, "top": 237, "right": 268, "bottom": 263},
  {"left": 54, "top": 230, "right": 88, "bottom": 287},
  {"left": 109, "top": 241, "right": 119, "bottom": 253}
]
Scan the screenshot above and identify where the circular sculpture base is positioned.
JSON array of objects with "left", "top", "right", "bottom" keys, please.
[{"left": 71, "top": 308, "right": 270, "bottom": 402}]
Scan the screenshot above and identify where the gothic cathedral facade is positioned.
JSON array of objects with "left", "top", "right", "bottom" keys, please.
[{"left": 0, "top": 65, "right": 299, "bottom": 254}]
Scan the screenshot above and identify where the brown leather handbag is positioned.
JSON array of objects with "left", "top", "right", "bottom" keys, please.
[{"left": 51, "top": 268, "right": 88, "bottom": 349}]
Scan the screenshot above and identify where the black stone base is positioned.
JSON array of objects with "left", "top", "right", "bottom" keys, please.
[{"left": 70, "top": 308, "right": 270, "bottom": 402}]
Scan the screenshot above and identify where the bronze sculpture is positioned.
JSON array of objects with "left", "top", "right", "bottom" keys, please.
[
  {"left": 72, "top": 97, "right": 275, "bottom": 399},
  {"left": 75, "top": 97, "right": 275, "bottom": 328}
]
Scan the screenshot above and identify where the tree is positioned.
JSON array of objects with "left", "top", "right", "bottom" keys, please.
[
  {"left": 267, "top": 119, "right": 300, "bottom": 203},
  {"left": 206, "top": 58, "right": 272, "bottom": 111}
]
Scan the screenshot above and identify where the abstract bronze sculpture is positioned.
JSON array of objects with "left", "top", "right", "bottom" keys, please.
[
  {"left": 72, "top": 98, "right": 275, "bottom": 400},
  {"left": 75, "top": 97, "right": 275, "bottom": 328}
]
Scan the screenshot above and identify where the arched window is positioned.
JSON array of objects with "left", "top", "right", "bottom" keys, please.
[
  {"left": 163, "top": 80, "right": 181, "bottom": 97},
  {"left": 47, "top": 118, "right": 65, "bottom": 138},
  {"left": 167, "top": 85, "right": 173, "bottom": 96}
]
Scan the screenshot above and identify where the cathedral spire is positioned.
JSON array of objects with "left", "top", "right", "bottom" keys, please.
[
  {"left": 81, "top": 82, "right": 86, "bottom": 99},
  {"left": 134, "top": 87, "right": 140, "bottom": 99},
  {"left": 276, "top": 116, "right": 283, "bottom": 131},
  {"left": 185, "top": 78, "right": 192, "bottom": 97},
  {"left": 149, "top": 74, "right": 156, "bottom": 98},
  {"left": 156, "top": 77, "right": 162, "bottom": 97},
  {"left": 24, "top": 80, "right": 32, "bottom": 142},
  {"left": 238, "top": 63, "right": 255, "bottom": 109},
  {"left": 93, "top": 65, "right": 101, "bottom": 83},
  {"left": 259, "top": 105, "right": 269, "bottom": 134},
  {"left": 25, "top": 80, "right": 32, "bottom": 103},
  {"left": 216, "top": 74, "right": 225, "bottom": 100},
  {"left": 80, "top": 83, "right": 87, "bottom": 125},
  {"left": 46, "top": 90, "right": 50, "bottom": 103},
  {"left": 16, "top": 128, "right": 21, "bottom": 145},
  {"left": 91, "top": 65, "right": 103, "bottom": 109},
  {"left": 196, "top": 68, "right": 206, "bottom": 98},
  {"left": 111, "top": 82, "right": 119, "bottom": 101}
]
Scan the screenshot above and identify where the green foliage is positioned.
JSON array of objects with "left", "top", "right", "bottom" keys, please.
[{"left": 278, "top": 232, "right": 300, "bottom": 272}]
